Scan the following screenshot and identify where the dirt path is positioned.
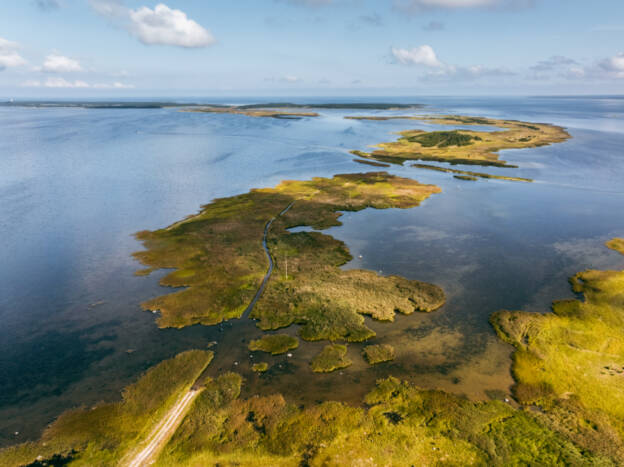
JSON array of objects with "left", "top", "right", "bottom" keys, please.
[
  {"left": 123, "top": 389, "right": 201, "bottom": 467},
  {"left": 241, "top": 201, "right": 294, "bottom": 319}
]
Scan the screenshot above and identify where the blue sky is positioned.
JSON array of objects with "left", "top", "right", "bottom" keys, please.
[{"left": 1, "top": 0, "right": 624, "bottom": 96}]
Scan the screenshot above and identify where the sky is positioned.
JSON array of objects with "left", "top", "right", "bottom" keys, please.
[{"left": 1, "top": 0, "right": 624, "bottom": 97}]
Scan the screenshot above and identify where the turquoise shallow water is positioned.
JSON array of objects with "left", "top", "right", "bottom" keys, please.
[{"left": 1, "top": 96, "right": 624, "bottom": 446}]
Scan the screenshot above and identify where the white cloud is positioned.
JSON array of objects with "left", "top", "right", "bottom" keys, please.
[
  {"left": 21, "top": 77, "right": 134, "bottom": 88},
  {"left": 40, "top": 53, "right": 83, "bottom": 73},
  {"left": 392, "top": 45, "right": 443, "bottom": 67},
  {"left": 129, "top": 4, "right": 215, "bottom": 47},
  {"left": 92, "top": 1, "right": 215, "bottom": 48},
  {"left": 600, "top": 52, "right": 624, "bottom": 78},
  {"left": 0, "top": 37, "right": 27, "bottom": 71}
]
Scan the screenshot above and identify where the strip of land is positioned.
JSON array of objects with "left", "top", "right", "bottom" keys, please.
[
  {"left": 183, "top": 106, "right": 319, "bottom": 119},
  {"left": 412, "top": 163, "right": 533, "bottom": 182}
]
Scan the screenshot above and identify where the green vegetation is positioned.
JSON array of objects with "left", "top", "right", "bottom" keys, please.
[
  {"left": 0, "top": 350, "right": 213, "bottom": 467},
  {"left": 405, "top": 130, "right": 476, "bottom": 148},
  {"left": 454, "top": 175, "right": 478, "bottom": 181},
  {"left": 412, "top": 163, "right": 533, "bottom": 183},
  {"left": 156, "top": 373, "right": 599, "bottom": 466},
  {"left": 362, "top": 344, "right": 395, "bottom": 364},
  {"left": 491, "top": 238, "right": 624, "bottom": 460},
  {"left": 351, "top": 115, "right": 570, "bottom": 167},
  {"left": 252, "top": 362, "right": 269, "bottom": 373},
  {"left": 248, "top": 335, "right": 299, "bottom": 355},
  {"left": 134, "top": 172, "right": 443, "bottom": 343},
  {"left": 310, "top": 344, "right": 352, "bottom": 373}
]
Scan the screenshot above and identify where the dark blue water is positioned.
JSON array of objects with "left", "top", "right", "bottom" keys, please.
[{"left": 1, "top": 97, "right": 624, "bottom": 446}]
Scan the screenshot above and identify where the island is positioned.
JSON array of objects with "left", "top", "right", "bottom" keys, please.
[
  {"left": 310, "top": 344, "right": 352, "bottom": 373},
  {"left": 183, "top": 102, "right": 423, "bottom": 119},
  {"left": 362, "top": 343, "right": 396, "bottom": 365},
  {"left": 349, "top": 115, "right": 570, "bottom": 167}
]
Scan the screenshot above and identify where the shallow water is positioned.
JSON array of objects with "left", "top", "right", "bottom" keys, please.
[{"left": 1, "top": 97, "right": 624, "bottom": 446}]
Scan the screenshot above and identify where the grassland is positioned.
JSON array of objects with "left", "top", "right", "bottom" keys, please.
[
  {"left": 134, "top": 172, "right": 444, "bottom": 340},
  {"left": 310, "top": 344, "right": 352, "bottom": 373},
  {"left": 2, "top": 359, "right": 610, "bottom": 466},
  {"left": 362, "top": 344, "right": 395, "bottom": 364},
  {"left": 412, "top": 163, "right": 533, "bottom": 182},
  {"left": 349, "top": 115, "right": 570, "bottom": 167},
  {"left": 248, "top": 335, "right": 299, "bottom": 355},
  {"left": 156, "top": 372, "right": 600, "bottom": 466},
  {"left": 491, "top": 238, "right": 624, "bottom": 460}
]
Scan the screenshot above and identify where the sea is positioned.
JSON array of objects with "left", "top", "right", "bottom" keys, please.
[{"left": 1, "top": 96, "right": 624, "bottom": 446}]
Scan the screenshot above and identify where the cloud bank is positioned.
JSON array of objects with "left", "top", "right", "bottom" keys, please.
[{"left": 21, "top": 77, "right": 135, "bottom": 88}]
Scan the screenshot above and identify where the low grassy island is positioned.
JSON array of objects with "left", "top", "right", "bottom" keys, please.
[
  {"left": 349, "top": 115, "right": 570, "bottom": 167},
  {"left": 183, "top": 102, "right": 423, "bottom": 119},
  {"left": 412, "top": 163, "right": 533, "bottom": 183},
  {"left": 252, "top": 362, "right": 269, "bottom": 373},
  {"left": 491, "top": 238, "right": 624, "bottom": 460},
  {"left": 134, "top": 172, "right": 444, "bottom": 342},
  {"left": 362, "top": 344, "right": 396, "bottom": 365},
  {"left": 248, "top": 334, "right": 299, "bottom": 355},
  {"left": 183, "top": 105, "right": 319, "bottom": 119},
  {"left": 310, "top": 344, "right": 352, "bottom": 373}
]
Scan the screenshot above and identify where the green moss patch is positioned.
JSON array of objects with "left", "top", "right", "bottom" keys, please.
[
  {"left": 405, "top": 130, "right": 476, "bottom": 148},
  {"left": 362, "top": 344, "right": 395, "bottom": 364},
  {"left": 252, "top": 362, "right": 269, "bottom": 373},
  {"left": 310, "top": 344, "right": 352, "bottom": 373},
  {"left": 248, "top": 335, "right": 298, "bottom": 355}
]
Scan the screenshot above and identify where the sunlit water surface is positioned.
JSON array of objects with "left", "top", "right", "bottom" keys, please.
[{"left": 1, "top": 96, "right": 624, "bottom": 445}]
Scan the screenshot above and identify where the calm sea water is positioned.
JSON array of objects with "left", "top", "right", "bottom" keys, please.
[{"left": 1, "top": 96, "right": 624, "bottom": 445}]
